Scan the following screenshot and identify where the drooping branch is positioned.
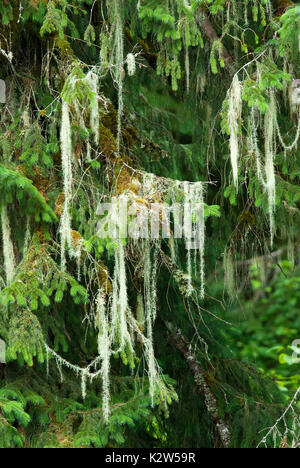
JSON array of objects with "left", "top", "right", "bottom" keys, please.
[
  {"left": 196, "top": 10, "right": 233, "bottom": 67},
  {"left": 165, "top": 321, "right": 231, "bottom": 448}
]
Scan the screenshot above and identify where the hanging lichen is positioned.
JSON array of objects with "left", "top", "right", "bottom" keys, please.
[
  {"left": 126, "top": 53, "right": 136, "bottom": 77},
  {"left": 264, "top": 94, "right": 277, "bottom": 246},
  {"left": 136, "top": 292, "right": 145, "bottom": 326},
  {"left": 184, "top": 21, "right": 190, "bottom": 93},
  {"left": 183, "top": 181, "right": 206, "bottom": 298},
  {"left": 276, "top": 107, "right": 300, "bottom": 152},
  {"left": 60, "top": 101, "right": 73, "bottom": 271},
  {"left": 111, "top": 241, "right": 134, "bottom": 359},
  {"left": 1, "top": 205, "right": 16, "bottom": 285},
  {"left": 96, "top": 289, "right": 111, "bottom": 421},
  {"left": 265, "top": 0, "right": 273, "bottom": 19},
  {"left": 248, "top": 107, "right": 266, "bottom": 186},
  {"left": 23, "top": 216, "right": 31, "bottom": 256},
  {"left": 111, "top": 0, "right": 124, "bottom": 154},
  {"left": 143, "top": 240, "right": 160, "bottom": 402},
  {"left": 86, "top": 71, "right": 99, "bottom": 146},
  {"left": 228, "top": 75, "right": 242, "bottom": 189}
]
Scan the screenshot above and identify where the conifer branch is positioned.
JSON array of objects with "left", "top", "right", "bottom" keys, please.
[
  {"left": 165, "top": 322, "right": 231, "bottom": 448},
  {"left": 196, "top": 10, "right": 233, "bottom": 67}
]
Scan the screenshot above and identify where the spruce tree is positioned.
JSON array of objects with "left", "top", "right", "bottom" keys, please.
[{"left": 0, "top": 0, "right": 299, "bottom": 448}]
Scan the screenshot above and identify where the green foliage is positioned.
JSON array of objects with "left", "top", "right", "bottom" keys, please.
[
  {"left": 206, "top": 0, "right": 227, "bottom": 14},
  {"left": 210, "top": 40, "right": 225, "bottom": 75},
  {"left": 137, "top": 0, "right": 203, "bottom": 89},
  {"left": 0, "top": 382, "right": 47, "bottom": 448},
  {"left": 0, "top": 238, "right": 88, "bottom": 313},
  {"left": 40, "top": 0, "right": 94, "bottom": 40},
  {"left": 0, "top": 237, "right": 88, "bottom": 366},
  {"left": 242, "top": 61, "right": 291, "bottom": 112},
  {"left": 40, "top": 1, "right": 69, "bottom": 39},
  {"left": 84, "top": 24, "right": 96, "bottom": 46},
  {"left": 61, "top": 63, "right": 97, "bottom": 106},
  {"left": 0, "top": 2, "right": 13, "bottom": 26},
  {"left": 278, "top": 5, "right": 300, "bottom": 62},
  {"left": 230, "top": 261, "right": 300, "bottom": 394},
  {"left": 6, "top": 309, "right": 46, "bottom": 367},
  {"left": 19, "top": 125, "right": 55, "bottom": 176},
  {"left": 0, "top": 165, "right": 57, "bottom": 223},
  {"left": 74, "top": 391, "right": 153, "bottom": 448}
]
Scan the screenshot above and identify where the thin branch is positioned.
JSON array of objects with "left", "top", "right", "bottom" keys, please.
[
  {"left": 165, "top": 321, "right": 231, "bottom": 448},
  {"left": 195, "top": 9, "right": 233, "bottom": 67}
]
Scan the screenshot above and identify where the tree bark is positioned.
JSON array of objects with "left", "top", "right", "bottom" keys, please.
[
  {"left": 165, "top": 321, "right": 231, "bottom": 448},
  {"left": 196, "top": 9, "right": 233, "bottom": 68}
]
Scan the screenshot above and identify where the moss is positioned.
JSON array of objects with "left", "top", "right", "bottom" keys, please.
[
  {"left": 71, "top": 230, "right": 82, "bottom": 248},
  {"left": 51, "top": 151, "right": 61, "bottom": 167},
  {"left": 15, "top": 165, "right": 50, "bottom": 200},
  {"left": 54, "top": 35, "right": 74, "bottom": 61},
  {"left": 96, "top": 260, "right": 112, "bottom": 295},
  {"left": 98, "top": 119, "right": 137, "bottom": 158},
  {"left": 30, "top": 0, "right": 49, "bottom": 9},
  {"left": 237, "top": 211, "right": 256, "bottom": 227},
  {"left": 55, "top": 192, "right": 65, "bottom": 218},
  {"left": 33, "top": 230, "right": 47, "bottom": 246},
  {"left": 274, "top": 0, "right": 295, "bottom": 16},
  {"left": 101, "top": 102, "right": 118, "bottom": 136},
  {"left": 99, "top": 122, "right": 117, "bottom": 156},
  {"left": 122, "top": 125, "right": 138, "bottom": 148},
  {"left": 74, "top": 140, "right": 83, "bottom": 160},
  {"left": 115, "top": 166, "right": 132, "bottom": 195},
  {"left": 32, "top": 167, "right": 50, "bottom": 199}
]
